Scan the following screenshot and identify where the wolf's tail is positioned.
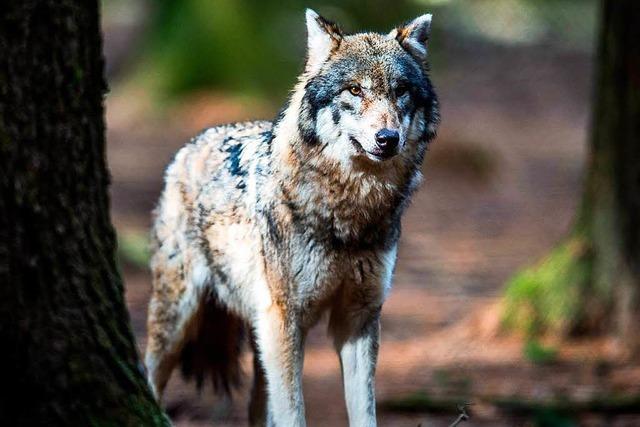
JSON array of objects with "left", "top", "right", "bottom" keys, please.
[{"left": 179, "top": 296, "right": 245, "bottom": 395}]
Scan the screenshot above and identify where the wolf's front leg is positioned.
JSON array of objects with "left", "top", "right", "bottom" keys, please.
[
  {"left": 330, "top": 307, "right": 381, "bottom": 427},
  {"left": 254, "top": 306, "right": 306, "bottom": 426}
]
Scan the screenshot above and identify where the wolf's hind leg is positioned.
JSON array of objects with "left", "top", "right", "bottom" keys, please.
[{"left": 145, "top": 254, "right": 205, "bottom": 400}]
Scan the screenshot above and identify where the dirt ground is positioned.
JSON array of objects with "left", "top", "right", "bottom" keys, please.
[{"left": 107, "top": 40, "right": 640, "bottom": 426}]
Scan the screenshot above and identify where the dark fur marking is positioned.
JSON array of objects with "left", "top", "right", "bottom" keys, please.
[
  {"left": 265, "top": 208, "right": 284, "bottom": 248},
  {"left": 331, "top": 104, "right": 341, "bottom": 124},
  {"left": 224, "top": 142, "right": 246, "bottom": 177},
  {"left": 365, "top": 36, "right": 375, "bottom": 49},
  {"left": 340, "top": 102, "right": 354, "bottom": 111},
  {"left": 366, "top": 258, "right": 375, "bottom": 274},
  {"left": 317, "top": 142, "right": 330, "bottom": 154},
  {"left": 259, "top": 130, "right": 273, "bottom": 143},
  {"left": 311, "top": 14, "right": 343, "bottom": 50}
]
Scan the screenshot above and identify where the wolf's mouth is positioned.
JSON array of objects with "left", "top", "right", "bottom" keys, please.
[
  {"left": 350, "top": 136, "right": 394, "bottom": 161},
  {"left": 349, "top": 136, "right": 366, "bottom": 154}
]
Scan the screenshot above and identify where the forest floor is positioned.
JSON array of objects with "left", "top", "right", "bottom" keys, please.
[{"left": 107, "top": 39, "right": 640, "bottom": 426}]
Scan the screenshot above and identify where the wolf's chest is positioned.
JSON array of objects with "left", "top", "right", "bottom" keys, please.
[{"left": 283, "top": 231, "right": 390, "bottom": 299}]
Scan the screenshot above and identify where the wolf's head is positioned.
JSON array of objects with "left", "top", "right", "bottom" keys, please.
[{"left": 279, "top": 9, "right": 439, "bottom": 175}]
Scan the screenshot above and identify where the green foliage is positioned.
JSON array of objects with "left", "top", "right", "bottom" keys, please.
[
  {"left": 145, "top": 0, "right": 276, "bottom": 98},
  {"left": 523, "top": 339, "right": 558, "bottom": 365},
  {"left": 501, "top": 236, "right": 592, "bottom": 336},
  {"left": 117, "top": 230, "right": 150, "bottom": 269},
  {"left": 140, "top": 0, "right": 424, "bottom": 101},
  {"left": 127, "top": 0, "right": 597, "bottom": 102}
]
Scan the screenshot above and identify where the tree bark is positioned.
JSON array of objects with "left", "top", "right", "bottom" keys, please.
[
  {"left": 0, "top": 1, "right": 168, "bottom": 424},
  {"left": 585, "top": 0, "right": 640, "bottom": 351},
  {"left": 502, "top": 0, "right": 640, "bottom": 351}
]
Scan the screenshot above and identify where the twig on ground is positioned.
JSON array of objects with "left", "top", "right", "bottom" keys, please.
[{"left": 448, "top": 403, "right": 471, "bottom": 427}]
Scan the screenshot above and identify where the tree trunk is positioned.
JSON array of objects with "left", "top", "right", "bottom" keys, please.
[
  {"left": 586, "top": 0, "right": 640, "bottom": 351},
  {"left": 502, "top": 0, "right": 640, "bottom": 351},
  {"left": 0, "top": 1, "right": 168, "bottom": 424}
]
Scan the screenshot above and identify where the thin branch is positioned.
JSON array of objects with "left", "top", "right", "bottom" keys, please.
[{"left": 448, "top": 403, "right": 471, "bottom": 427}]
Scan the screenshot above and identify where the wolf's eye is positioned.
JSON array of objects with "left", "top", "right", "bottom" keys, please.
[
  {"left": 347, "top": 85, "right": 362, "bottom": 96},
  {"left": 395, "top": 84, "right": 409, "bottom": 97}
]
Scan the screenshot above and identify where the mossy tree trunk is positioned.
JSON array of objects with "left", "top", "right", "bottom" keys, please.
[
  {"left": 503, "top": 0, "right": 640, "bottom": 350},
  {"left": 0, "top": 1, "right": 168, "bottom": 424}
]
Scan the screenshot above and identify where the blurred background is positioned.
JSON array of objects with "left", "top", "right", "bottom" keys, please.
[{"left": 102, "top": 0, "right": 640, "bottom": 425}]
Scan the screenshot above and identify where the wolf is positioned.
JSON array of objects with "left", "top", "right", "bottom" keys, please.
[{"left": 145, "top": 9, "right": 439, "bottom": 426}]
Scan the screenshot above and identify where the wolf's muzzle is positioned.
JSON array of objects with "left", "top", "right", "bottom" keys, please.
[{"left": 373, "top": 128, "right": 400, "bottom": 159}]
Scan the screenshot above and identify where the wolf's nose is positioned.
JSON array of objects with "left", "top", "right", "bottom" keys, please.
[{"left": 375, "top": 129, "right": 400, "bottom": 151}]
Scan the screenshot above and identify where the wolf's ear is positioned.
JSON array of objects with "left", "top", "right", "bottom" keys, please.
[
  {"left": 305, "top": 9, "right": 342, "bottom": 74},
  {"left": 390, "top": 14, "right": 432, "bottom": 62}
]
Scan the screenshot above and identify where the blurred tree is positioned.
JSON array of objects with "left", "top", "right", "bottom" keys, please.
[
  {"left": 0, "top": 1, "right": 168, "bottom": 424},
  {"left": 503, "top": 0, "right": 640, "bottom": 351}
]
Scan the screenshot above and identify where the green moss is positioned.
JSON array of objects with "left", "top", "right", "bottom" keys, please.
[{"left": 501, "top": 236, "right": 592, "bottom": 337}]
